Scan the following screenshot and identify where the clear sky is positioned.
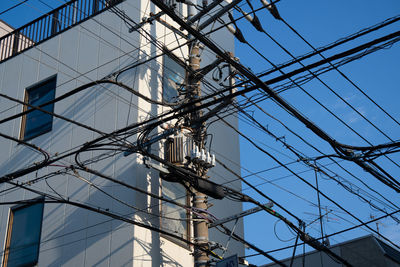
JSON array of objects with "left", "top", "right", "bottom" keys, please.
[
  {"left": 1, "top": 0, "right": 400, "bottom": 266},
  {"left": 234, "top": 0, "right": 400, "bottom": 265}
]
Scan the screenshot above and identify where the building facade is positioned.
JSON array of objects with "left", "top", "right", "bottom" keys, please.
[
  {"left": 263, "top": 235, "right": 400, "bottom": 267},
  {"left": 0, "top": 19, "right": 33, "bottom": 61},
  {"left": 0, "top": 0, "right": 244, "bottom": 266}
]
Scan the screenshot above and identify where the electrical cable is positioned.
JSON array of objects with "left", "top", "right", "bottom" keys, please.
[
  {"left": 254, "top": 14, "right": 400, "bottom": 79},
  {"left": 1, "top": 0, "right": 194, "bottom": 123},
  {"left": 217, "top": 223, "right": 287, "bottom": 267},
  {"left": 231, "top": 6, "right": 400, "bottom": 186},
  {"left": 201, "top": 19, "right": 400, "bottom": 191},
  {"left": 233, "top": 103, "right": 400, "bottom": 220},
  {"left": 0, "top": 132, "right": 50, "bottom": 182},
  {"left": 2, "top": 27, "right": 398, "bottom": 159},
  {"left": 242, "top": 97, "right": 400, "bottom": 216},
  {"left": 244, "top": 207, "right": 400, "bottom": 259},
  {"left": 236, "top": 4, "right": 398, "bottom": 148},
  {"left": 4, "top": 182, "right": 221, "bottom": 258},
  {"left": 1, "top": 4, "right": 398, "bottom": 264},
  {"left": 217, "top": 115, "right": 400, "bottom": 250},
  {"left": 0, "top": 0, "right": 30, "bottom": 16},
  {"left": 134, "top": 119, "right": 352, "bottom": 266},
  {"left": 1, "top": 30, "right": 398, "bottom": 198},
  {"left": 279, "top": 16, "right": 400, "bottom": 128},
  {"left": 200, "top": 57, "right": 400, "bottom": 231},
  {"left": 0, "top": 164, "right": 199, "bottom": 254},
  {"left": 0, "top": 28, "right": 394, "bottom": 262}
]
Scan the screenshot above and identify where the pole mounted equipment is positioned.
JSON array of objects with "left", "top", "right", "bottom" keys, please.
[
  {"left": 150, "top": 1, "right": 354, "bottom": 265},
  {"left": 260, "top": 0, "right": 282, "bottom": 20}
]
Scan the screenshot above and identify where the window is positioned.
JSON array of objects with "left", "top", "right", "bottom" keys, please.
[
  {"left": 161, "top": 180, "right": 190, "bottom": 246},
  {"left": 3, "top": 199, "right": 44, "bottom": 267},
  {"left": 20, "top": 75, "right": 56, "bottom": 140},
  {"left": 162, "top": 55, "right": 185, "bottom": 103}
]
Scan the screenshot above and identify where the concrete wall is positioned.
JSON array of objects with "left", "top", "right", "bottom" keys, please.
[{"left": 0, "top": 0, "right": 243, "bottom": 266}]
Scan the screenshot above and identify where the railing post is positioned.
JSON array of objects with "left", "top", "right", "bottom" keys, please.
[
  {"left": 105, "top": 0, "right": 117, "bottom": 7},
  {"left": 93, "top": 0, "right": 99, "bottom": 14},
  {"left": 51, "top": 10, "right": 60, "bottom": 35},
  {"left": 12, "top": 32, "right": 20, "bottom": 56},
  {"left": 0, "top": 38, "right": 5, "bottom": 61},
  {"left": 0, "top": 0, "right": 123, "bottom": 63}
]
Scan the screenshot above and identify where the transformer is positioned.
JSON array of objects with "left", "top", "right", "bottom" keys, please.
[{"left": 164, "top": 128, "right": 194, "bottom": 166}]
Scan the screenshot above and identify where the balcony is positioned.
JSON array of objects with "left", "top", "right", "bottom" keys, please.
[{"left": 0, "top": 0, "right": 123, "bottom": 63}]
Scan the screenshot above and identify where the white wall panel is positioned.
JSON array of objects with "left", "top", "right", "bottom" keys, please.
[{"left": 0, "top": 1, "right": 243, "bottom": 266}]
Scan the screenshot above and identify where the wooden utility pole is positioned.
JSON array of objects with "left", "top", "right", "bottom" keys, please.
[
  {"left": 187, "top": 2, "right": 209, "bottom": 266},
  {"left": 189, "top": 43, "right": 210, "bottom": 267}
]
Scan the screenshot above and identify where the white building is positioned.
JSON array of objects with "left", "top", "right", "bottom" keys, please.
[
  {"left": 0, "top": 0, "right": 243, "bottom": 266},
  {"left": 0, "top": 19, "right": 33, "bottom": 61}
]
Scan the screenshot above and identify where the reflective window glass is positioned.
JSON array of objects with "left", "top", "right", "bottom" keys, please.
[
  {"left": 161, "top": 181, "right": 189, "bottom": 244},
  {"left": 3, "top": 200, "right": 44, "bottom": 267},
  {"left": 22, "top": 76, "right": 56, "bottom": 140}
]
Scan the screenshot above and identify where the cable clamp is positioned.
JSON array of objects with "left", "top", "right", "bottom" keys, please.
[{"left": 194, "top": 236, "right": 209, "bottom": 243}]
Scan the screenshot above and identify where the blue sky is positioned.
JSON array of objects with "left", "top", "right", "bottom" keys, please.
[
  {"left": 0, "top": 0, "right": 62, "bottom": 27},
  {"left": 1, "top": 0, "right": 400, "bottom": 266},
  {"left": 234, "top": 0, "right": 400, "bottom": 265}
]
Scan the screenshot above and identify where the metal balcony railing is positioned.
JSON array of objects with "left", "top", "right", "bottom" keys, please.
[{"left": 0, "top": 0, "right": 123, "bottom": 63}]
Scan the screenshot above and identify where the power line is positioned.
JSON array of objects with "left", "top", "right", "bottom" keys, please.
[
  {"left": 233, "top": 6, "right": 399, "bottom": 164},
  {"left": 242, "top": 95, "right": 399, "bottom": 209},
  {"left": 234, "top": 98, "right": 400, "bottom": 218},
  {"left": 154, "top": 0, "right": 400, "bottom": 193},
  {"left": 214, "top": 110, "right": 400, "bottom": 250},
  {"left": 1, "top": 29, "right": 399, "bottom": 196},
  {"left": 0, "top": 0, "right": 29, "bottom": 16},
  {"left": 253, "top": 14, "right": 400, "bottom": 79},
  {"left": 3, "top": 182, "right": 217, "bottom": 255},
  {"left": 244, "top": 207, "right": 400, "bottom": 259},
  {"left": 0, "top": 2, "right": 400, "bottom": 266},
  {"left": 279, "top": 17, "right": 400, "bottom": 128}
]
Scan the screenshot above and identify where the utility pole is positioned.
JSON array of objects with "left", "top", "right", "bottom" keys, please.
[{"left": 186, "top": 2, "right": 209, "bottom": 266}]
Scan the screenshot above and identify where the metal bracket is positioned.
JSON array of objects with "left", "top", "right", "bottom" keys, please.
[
  {"left": 209, "top": 202, "right": 273, "bottom": 228},
  {"left": 143, "top": 157, "right": 170, "bottom": 174}
]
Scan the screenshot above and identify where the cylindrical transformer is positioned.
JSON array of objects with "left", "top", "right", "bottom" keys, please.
[{"left": 164, "top": 128, "right": 193, "bottom": 166}]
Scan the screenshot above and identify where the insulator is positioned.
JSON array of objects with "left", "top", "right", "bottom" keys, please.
[
  {"left": 260, "top": 0, "right": 282, "bottom": 20},
  {"left": 227, "top": 12, "right": 247, "bottom": 43},
  {"left": 211, "top": 154, "right": 216, "bottom": 167},
  {"left": 226, "top": 24, "right": 236, "bottom": 35},
  {"left": 200, "top": 149, "right": 206, "bottom": 162},
  {"left": 234, "top": 27, "right": 247, "bottom": 43}
]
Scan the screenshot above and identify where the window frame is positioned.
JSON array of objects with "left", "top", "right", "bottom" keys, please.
[
  {"left": 2, "top": 198, "right": 45, "bottom": 267},
  {"left": 160, "top": 53, "right": 191, "bottom": 248},
  {"left": 20, "top": 75, "right": 57, "bottom": 141},
  {"left": 162, "top": 53, "right": 187, "bottom": 104},
  {"left": 160, "top": 180, "right": 192, "bottom": 249}
]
